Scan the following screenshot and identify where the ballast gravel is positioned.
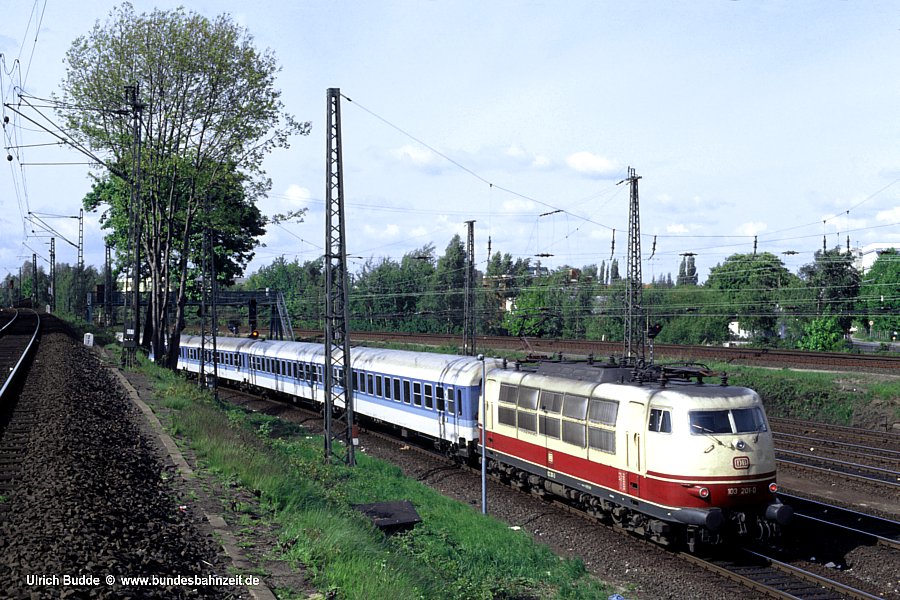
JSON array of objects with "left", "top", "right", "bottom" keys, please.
[{"left": 0, "top": 319, "right": 241, "bottom": 599}]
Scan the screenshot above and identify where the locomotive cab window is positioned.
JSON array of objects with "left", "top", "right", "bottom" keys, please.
[
  {"left": 689, "top": 407, "right": 766, "bottom": 434},
  {"left": 648, "top": 409, "right": 672, "bottom": 433}
]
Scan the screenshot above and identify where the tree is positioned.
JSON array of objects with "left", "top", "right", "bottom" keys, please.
[
  {"left": 59, "top": 4, "right": 309, "bottom": 366},
  {"left": 421, "top": 235, "right": 467, "bottom": 333},
  {"left": 796, "top": 315, "right": 846, "bottom": 352},
  {"left": 798, "top": 247, "right": 860, "bottom": 332},
  {"left": 859, "top": 248, "right": 900, "bottom": 337},
  {"left": 706, "top": 252, "right": 794, "bottom": 341}
]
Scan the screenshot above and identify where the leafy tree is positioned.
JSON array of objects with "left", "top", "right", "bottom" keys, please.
[
  {"left": 677, "top": 255, "right": 698, "bottom": 286},
  {"left": 244, "top": 257, "right": 324, "bottom": 329},
  {"left": 609, "top": 259, "right": 621, "bottom": 282},
  {"left": 859, "top": 248, "right": 900, "bottom": 337},
  {"left": 420, "top": 236, "right": 467, "bottom": 333},
  {"left": 796, "top": 315, "right": 847, "bottom": 351},
  {"left": 798, "top": 247, "right": 860, "bottom": 332},
  {"left": 643, "top": 284, "right": 730, "bottom": 345},
  {"left": 59, "top": 4, "right": 308, "bottom": 366},
  {"left": 706, "top": 252, "right": 794, "bottom": 341}
]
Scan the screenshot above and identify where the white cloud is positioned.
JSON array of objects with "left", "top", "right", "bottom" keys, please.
[
  {"left": 410, "top": 226, "right": 428, "bottom": 237},
  {"left": 657, "top": 193, "right": 672, "bottom": 205},
  {"left": 565, "top": 151, "right": 619, "bottom": 178},
  {"left": 531, "top": 155, "right": 551, "bottom": 169},
  {"left": 391, "top": 144, "right": 443, "bottom": 173},
  {"left": 363, "top": 223, "right": 401, "bottom": 238},
  {"left": 876, "top": 205, "right": 900, "bottom": 222},
  {"left": 285, "top": 184, "right": 311, "bottom": 204},
  {"left": 736, "top": 221, "right": 768, "bottom": 236},
  {"left": 501, "top": 198, "right": 536, "bottom": 213},
  {"left": 667, "top": 223, "right": 689, "bottom": 234}
]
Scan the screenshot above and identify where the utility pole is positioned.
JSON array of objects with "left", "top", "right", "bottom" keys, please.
[
  {"left": 622, "top": 167, "right": 644, "bottom": 365},
  {"left": 105, "top": 244, "right": 112, "bottom": 326},
  {"left": 199, "top": 192, "right": 220, "bottom": 401},
  {"left": 31, "top": 253, "right": 37, "bottom": 308},
  {"left": 324, "top": 88, "right": 355, "bottom": 466},
  {"left": 49, "top": 238, "right": 55, "bottom": 313},
  {"left": 463, "top": 220, "right": 476, "bottom": 356},
  {"left": 123, "top": 84, "right": 143, "bottom": 366}
]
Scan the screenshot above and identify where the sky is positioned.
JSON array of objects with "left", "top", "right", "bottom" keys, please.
[{"left": 2, "top": 0, "right": 899, "bottom": 286}]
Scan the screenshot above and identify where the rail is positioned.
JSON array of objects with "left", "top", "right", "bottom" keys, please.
[{"left": 0, "top": 310, "right": 41, "bottom": 402}]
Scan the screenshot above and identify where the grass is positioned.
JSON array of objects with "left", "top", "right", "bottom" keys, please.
[{"left": 136, "top": 355, "right": 614, "bottom": 600}]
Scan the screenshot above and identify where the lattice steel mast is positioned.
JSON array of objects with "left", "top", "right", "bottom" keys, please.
[
  {"left": 623, "top": 167, "right": 644, "bottom": 364},
  {"left": 463, "top": 220, "right": 476, "bottom": 356},
  {"left": 324, "top": 88, "right": 355, "bottom": 466}
]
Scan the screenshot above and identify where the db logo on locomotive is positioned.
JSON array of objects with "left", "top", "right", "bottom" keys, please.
[{"left": 732, "top": 456, "right": 750, "bottom": 470}]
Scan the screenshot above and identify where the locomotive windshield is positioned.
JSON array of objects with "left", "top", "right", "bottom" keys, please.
[{"left": 689, "top": 407, "right": 767, "bottom": 435}]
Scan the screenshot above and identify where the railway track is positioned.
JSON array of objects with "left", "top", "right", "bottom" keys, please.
[
  {"left": 0, "top": 309, "right": 41, "bottom": 403},
  {"left": 780, "top": 493, "right": 900, "bottom": 550},
  {"left": 294, "top": 329, "right": 900, "bottom": 374},
  {"left": 0, "top": 309, "right": 41, "bottom": 495}
]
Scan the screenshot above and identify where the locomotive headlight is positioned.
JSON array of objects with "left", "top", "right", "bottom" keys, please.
[
  {"left": 734, "top": 440, "right": 747, "bottom": 451},
  {"left": 769, "top": 482, "right": 778, "bottom": 493}
]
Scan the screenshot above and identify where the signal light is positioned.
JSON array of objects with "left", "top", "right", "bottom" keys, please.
[
  {"left": 250, "top": 330, "right": 259, "bottom": 339},
  {"left": 769, "top": 482, "right": 778, "bottom": 493},
  {"left": 687, "top": 485, "right": 710, "bottom": 499}
]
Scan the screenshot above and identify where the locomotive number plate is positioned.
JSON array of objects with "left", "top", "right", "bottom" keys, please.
[{"left": 727, "top": 486, "right": 757, "bottom": 496}]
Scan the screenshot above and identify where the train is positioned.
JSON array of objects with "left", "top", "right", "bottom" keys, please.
[{"left": 174, "top": 334, "right": 792, "bottom": 551}]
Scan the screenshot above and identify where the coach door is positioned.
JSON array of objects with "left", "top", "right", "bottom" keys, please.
[{"left": 625, "top": 401, "right": 645, "bottom": 497}]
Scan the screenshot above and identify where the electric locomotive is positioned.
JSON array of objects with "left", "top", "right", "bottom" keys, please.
[{"left": 482, "top": 361, "right": 791, "bottom": 551}]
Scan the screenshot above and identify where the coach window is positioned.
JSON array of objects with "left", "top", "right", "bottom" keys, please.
[
  {"left": 435, "top": 386, "right": 444, "bottom": 411},
  {"left": 446, "top": 386, "right": 456, "bottom": 414},
  {"left": 413, "top": 382, "right": 422, "bottom": 407},
  {"left": 394, "top": 378, "right": 402, "bottom": 403},
  {"left": 365, "top": 374, "right": 374, "bottom": 395},
  {"left": 649, "top": 408, "right": 672, "bottom": 433},
  {"left": 384, "top": 377, "right": 392, "bottom": 400},
  {"left": 456, "top": 389, "right": 462, "bottom": 415},
  {"left": 402, "top": 380, "right": 411, "bottom": 404},
  {"left": 424, "top": 384, "right": 433, "bottom": 409},
  {"left": 375, "top": 375, "right": 383, "bottom": 397}
]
